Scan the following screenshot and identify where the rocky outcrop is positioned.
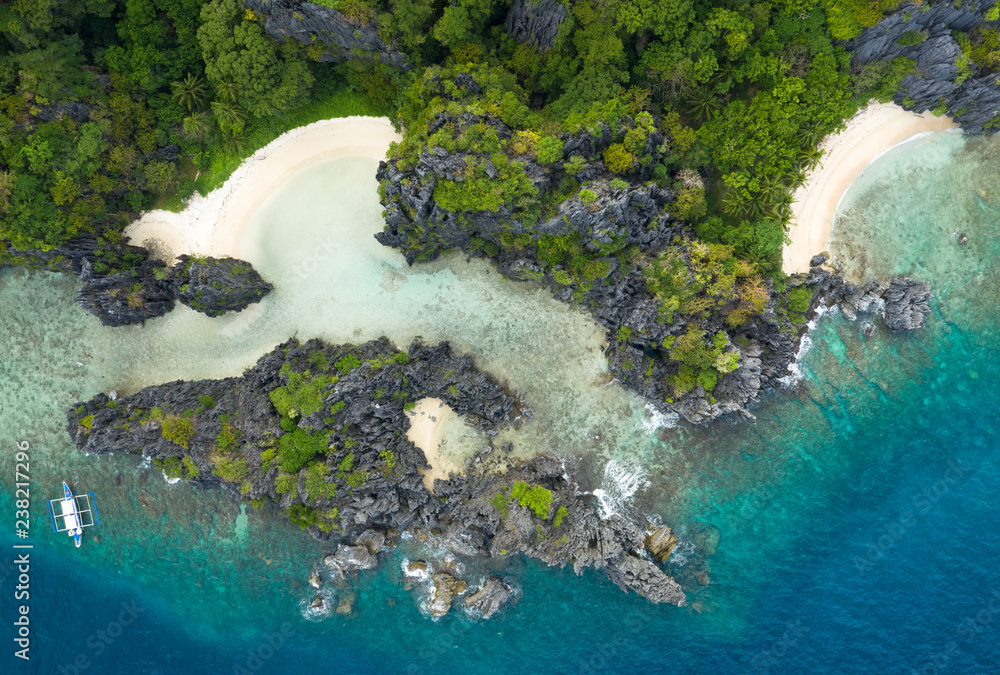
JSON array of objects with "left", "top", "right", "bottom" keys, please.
[
  {"left": 375, "top": 97, "right": 799, "bottom": 426},
  {"left": 76, "top": 259, "right": 177, "bottom": 326},
  {"left": 505, "top": 0, "right": 568, "bottom": 51},
  {"left": 244, "top": 0, "right": 410, "bottom": 69},
  {"left": 789, "top": 262, "right": 933, "bottom": 332},
  {"left": 464, "top": 577, "right": 513, "bottom": 619},
  {"left": 882, "top": 278, "right": 932, "bottom": 331},
  {"left": 66, "top": 336, "right": 687, "bottom": 609},
  {"left": 173, "top": 255, "right": 273, "bottom": 317},
  {"left": 850, "top": 0, "right": 1000, "bottom": 133},
  {"left": 644, "top": 526, "right": 678, "bottom": 563},
  {"left": 5, "top": 235, "right": 271, "bottom": 326}
]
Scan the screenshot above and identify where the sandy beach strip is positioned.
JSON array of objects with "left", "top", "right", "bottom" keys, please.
[
  {"left": 405, "top": 397, "right": 462, "bottom": 493},
  {"left": 784, "top": 103, "right": 959, "bottom": 274},
  {"left": 125, "top": 116, "right": 402, "bottom": 262}
]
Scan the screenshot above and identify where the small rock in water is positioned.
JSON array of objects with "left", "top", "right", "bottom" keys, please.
[
  {"left": 644, "top": 526, "right": 678, "bottom": 563},
  {"left": 336, "top": 592, "right": 356, "bottom": 615},
  {"left": 862, "top": 322, "right": 875, "bottom": 338},
  {"left": 309, "top": 571, "right": 322, "bottom": 589},
  {"left": 696, "top": 570, "right": 711, "bottom": 586},
  {"left": 464, "top": 577, "right": 513, "bottom": 619},
  {"left": 958, "top": 233, "right": 968, "bottom": 246},
  {"left": 311, "top": 597, "right": 325, "bottom": 609},
  {"left": 406, "top": 560, "right": 428, "bottom": 574}
]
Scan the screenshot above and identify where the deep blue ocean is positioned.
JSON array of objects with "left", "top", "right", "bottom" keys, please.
[{"left": 2, "top": 130, "right": 999, "bottom": 674}]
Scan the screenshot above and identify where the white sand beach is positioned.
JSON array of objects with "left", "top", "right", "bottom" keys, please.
[
  {"left": 125, "top": 116, "right": 401, "bottom": 261},
  {"left": 405, "top": 397, "right": 462, "bottom": 493},
  {"left": 784, "top": 103, "right": 959, "bottom": 274}
]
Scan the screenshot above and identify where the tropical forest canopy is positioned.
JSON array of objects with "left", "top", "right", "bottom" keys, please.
[{"left": 0, "top": 0, "right": 957, "bottom": 270}]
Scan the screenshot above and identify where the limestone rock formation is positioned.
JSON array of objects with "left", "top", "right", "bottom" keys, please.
[
  {"left": 850, "top": 0, "right": 1000, "bottom": 133},
  {"left": 245, "top": 0, "right": 410, "bottom": 69},
  {"left": 464, "top": 577, "right": 513, "bottom": 619},
  {"left": 505, "top": 0, "right": 568, "bottom": 51},
  {"left": 66, "top": 336, "right": 688, "bottom": 608},
  {"left": 173, "top": 255, "right": 273, "bottom": 317}
]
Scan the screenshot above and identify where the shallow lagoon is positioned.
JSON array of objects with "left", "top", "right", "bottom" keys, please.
[{"left": 1, "top": 131, "right": 998, "bottom": 673}]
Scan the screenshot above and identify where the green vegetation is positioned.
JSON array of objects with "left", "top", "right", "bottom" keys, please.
[
  {"left": 212, "top": 455, "right": 248, "bottom": 482},
  {"left": 304, "top": 462, "right": 338, "bottom": 500},
  {"left": 490, "top": 491, "right": 510, "bottom": 518},
  {"left": 162, "top": 416, "right": 195, "bottom": 449},
  {"left": 509, "top": 481, "right": 553, "bottom": 519},
  {"left": 552, "top": 505, "right": 569, "bottom": 528},
  {"left": 216, "top": 422, "right": 239, "bottom": 451},
  {"left": 288, "top": 504, "right": 340, "bottom": 532},
  {"left": 269, "top": 364, "right": 335, "bottom": 418},
  {"left": 277, "top": 428, "right": 328, "bottom": 473}
]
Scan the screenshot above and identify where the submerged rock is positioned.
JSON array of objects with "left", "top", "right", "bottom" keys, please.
[{"left": 464, "top": 577, "right": 513, "bottom": 619}]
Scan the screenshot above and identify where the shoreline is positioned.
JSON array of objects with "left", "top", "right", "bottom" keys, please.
[
  {"left": 783, "top": 103, "right": 959, "bottom": 274},
  {"left": 404, "top": 397, "right": 461, "bottom": 493},
  {"left": 125, "top": 116, "right": 401, "bottom": 262}
]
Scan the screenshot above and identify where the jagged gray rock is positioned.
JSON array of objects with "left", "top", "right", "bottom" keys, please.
[
  {"left": 66, "top": 336, "right": 688, "bottom": 608},
  {"left": 505, "top": 0, "right": 568, "bottom": 51},
  {"left": 173, "top": 255, "right": 272, "bottom": 317},
  {"left": 850, "top": 0, "right": 1000, "bottom": 133},
  {"left": 244, "top": 0, "right": 410, "bottom": 69},
  {"left": 882, "top": 278, "right": 932, "bottom": 331},
  {"left": 464, "top": 577, "right": 513, "bottom": 618}
]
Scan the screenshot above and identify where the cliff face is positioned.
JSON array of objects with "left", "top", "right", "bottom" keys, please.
[
  {"left": 5, "top": 235, "right": 272, "bottom": 326},
  {"left": 244, "top": 0, "right": 410, "bottom": 69},
  {"left": 67, "top": 337, "right": 687, "bottom": 609},
  {"left": 850, "top": 0, "right": 1000, "bottom": 133},
  {"left": 505, "top": 0, "right": 568, "bottom": 51}
]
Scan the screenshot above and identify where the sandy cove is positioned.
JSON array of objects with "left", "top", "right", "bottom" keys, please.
[
  {"left": 125, "top": 116, "right": 402, "bottom": 261},
  {"left": 784, "top": 103, "right": 959, "bottom": 274},
  {"left": 404, "top": 397, "right": 462, "bottom": 493}
]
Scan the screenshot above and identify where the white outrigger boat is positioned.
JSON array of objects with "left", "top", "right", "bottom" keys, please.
[{"left": 47, "top": 482, "right": 100, "bottom": 548}]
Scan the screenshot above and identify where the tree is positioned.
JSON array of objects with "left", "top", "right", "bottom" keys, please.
[
  {"left": 198, "top": 0, "right": 313, "bottom": 119},
  {"left": 182, "top": 111, "right": 213, "bottom": 140},
  {"left": 171, "top": 73, "right": 207, "bottom": 111},
  {"left": 211, "top": 100, "right": 245, "bottom": 135}
]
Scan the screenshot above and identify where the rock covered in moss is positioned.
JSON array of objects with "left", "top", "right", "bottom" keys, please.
[
  {"left": 76, "top": 258, "right": 177, "bottom": 326},
  {"left": 173, "top": 254, "right": 272, "bottom": 317}
]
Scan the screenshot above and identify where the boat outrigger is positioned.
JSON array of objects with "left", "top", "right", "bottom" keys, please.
[{"left": 47, "top": 482, "right": 100, "bottom": 548}]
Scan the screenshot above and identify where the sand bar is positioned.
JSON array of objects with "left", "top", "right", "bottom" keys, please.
[
  {"left": 405, "top": 397, "right": 462, "bottom": 493},
  {"left": 125, "top": 116, "right": 401, "bottom": 262},
  {"left": 784, "top": 103, "right": 959, "bottom": 274}
]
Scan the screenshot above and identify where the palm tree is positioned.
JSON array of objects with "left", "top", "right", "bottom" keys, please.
[
  {"left": 171, "top": 74, "right": 206, "bottom": 112},
  {"left": 797, "top": 145, "right": 825, "bottom": 170},
  {"left": 723, "top": 189, "right": 749, "bottom": 218},
  {"left": 685, "top": 86, "right": 721, "bottom": 124},
  {"left": 211, "top": 100, "right": 246, "bottom": 135},
  {"left": 214, "top": 80, "right": 238, "bottom": 103},
  {"left": 182, "top": 112, "right": 213, "bottom": 140}
]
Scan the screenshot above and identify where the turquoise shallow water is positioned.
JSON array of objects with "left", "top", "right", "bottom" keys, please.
[{"left": 2, "top": 131, "right": 999, "bottom": 673}]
